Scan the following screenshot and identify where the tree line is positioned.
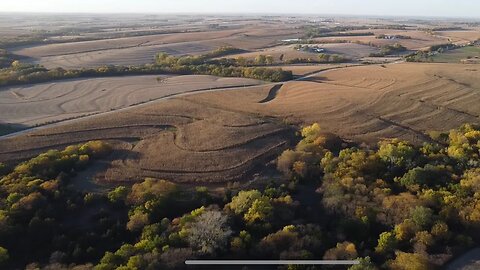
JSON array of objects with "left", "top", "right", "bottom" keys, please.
[{"left": 0, "top": 47, "right": 293, "bottom": 88}]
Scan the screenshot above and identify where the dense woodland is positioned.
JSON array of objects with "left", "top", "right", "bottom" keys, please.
[
  {"left": 0, "top": 47, "right": 293, "bottom": 87},
  {"left": 0, "top": 123, "right": 479, "bottom": 269}
]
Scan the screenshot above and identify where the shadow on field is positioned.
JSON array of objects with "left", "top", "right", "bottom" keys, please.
[
  {"left": 0, "top": 123, "right": 28, "bottom": 136},
  {"left": 298, "top": 76, "right": 330, "bottom": 83},
  {"left": 114, "top": 148, "right": 143, "bottom": 161}
]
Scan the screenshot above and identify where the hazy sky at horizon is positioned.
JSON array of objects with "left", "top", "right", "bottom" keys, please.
[{"left": 1, "top": 0, "right": 478, "bottom": 18}]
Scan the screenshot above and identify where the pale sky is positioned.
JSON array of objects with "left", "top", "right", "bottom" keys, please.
[{"left": 0, "top": 0, "right": 478, "bottom": 18}]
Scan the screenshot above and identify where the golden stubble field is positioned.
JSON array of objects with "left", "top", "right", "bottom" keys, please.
[
  {"left": 0, "top": 84, "right": 294, "bottom": 184},
  {"left": 186, "top": 63, "right": 480, "bottom": 144},
  {"left": 2, "top": 62, "right": 479, "bottom": 184}
]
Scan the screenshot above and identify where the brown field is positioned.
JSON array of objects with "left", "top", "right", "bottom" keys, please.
[
  {"left": 225, "top": 45, "right": 318, "bottom": 61},
  {"left": 12, "top": 26, "right": 301, "bottom": 68},
  {"left": 183, "top": 63, "right": 480, "bottom": 144},
  {"left": 226, "top": 43, "right": 378, "bottom": 62},
  {"left": 2, "top": 63, "right": 479, "bottom": 184},
  {"left": 314, "top": 43, "right": 379, "bottom": 58},
  {"left": 0, "top": 75, "right": 262, "bottom": 126},
  {"left": 0, "top": 89, "right": 293, "bottom": 183},
  {"left": 434, "top": 30, "right": 480, "bottom": 44},
  {"left": 314, "top": 30, "right": 455, "bottom": 50},
  {"left": 266, "top": 64, "right": 354, "bottom": 76}
]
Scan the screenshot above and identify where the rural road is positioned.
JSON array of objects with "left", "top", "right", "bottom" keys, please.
[{"left": 0, "top": 65, "right": 354, "bottom": 140}]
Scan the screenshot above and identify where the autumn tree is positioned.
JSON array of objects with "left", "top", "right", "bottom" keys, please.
[
  {"left": 187, "top": 210, "right": 232, "bottom": 255},
  {"left": 388, "top": 251, "right": 431, "bottom": 270},
  {"left": 255, "top": 55, "right": 267, "bottom": 65},
  {"left": 375, "top": 231, "right": 397, "bottom": 255},
  {"left": 265, "top": 55, "right": 274, "bottom": 65},
  {"left": 323, "top": 241, "right": 358, "bottom": 260}
]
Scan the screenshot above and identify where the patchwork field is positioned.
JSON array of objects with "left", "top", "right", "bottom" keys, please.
[
  {"left": 434, "top": 30, "right": 480, "bottom": 44},
  {"left": 313, "top": 29, "right": 477, "bottom": 50},
  {"left": 226, "top": 43, "right": 378, "bottom": 62},
  {"left": 0, "top": 75, "right": 262, "bottom": 126},
  {"left": 12, "top": 26, "right": 301, "bottom": 68}
]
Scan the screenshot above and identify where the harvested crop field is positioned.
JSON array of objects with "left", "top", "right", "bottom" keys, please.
[
  {"left": 225, "top": 45, "right": 318, "bottom": 61},
  {"left": 0, "top": 63, "right": 480, "bottom": 182},
  {"left": 314, "top": 43, "right": 379, "bottom": 58},
  {"left": 226, "top": 43, "right": 378, "bottom": 61},
  {"left": 314, "top": 30, "right": 451, "bottom": 50},
  {"left": 184, "top": 63, "right": 480, "bottom": 144},
  {"left": 266, "top": 64, "right": 353, "bottom": 76},
  {"left": 0, "top": 75, "right": 262, "bottom": 126},
  {"left": 434, "top": 30, "right": 480, "bottom": 44},
  {"left": 12, "top": 26, "right": 301, "bottom": 68},
  {"left": 0, "top": 91, "right": 293, "bottom": 183},
  {"left": 2, "top": 63, "right": 479, "bottom": 184}
]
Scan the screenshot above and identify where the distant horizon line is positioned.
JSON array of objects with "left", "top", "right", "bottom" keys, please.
[{"left": 0, "top": 11, "right": 479, "bottom": 20}]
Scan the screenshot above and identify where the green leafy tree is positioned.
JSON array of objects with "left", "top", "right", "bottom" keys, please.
[
  {"left": 244, "top": 197, "right": 273, "bottom": 224},
  {"left": 0, "top": 247, "right": 8, "bottom": 266},
  {"left": 108, "top": 186, "right": 128, "bottom": 203},
  {"left": 348, "top": 257, "right": 378, "bottom": 270},
  {"left": 375, "top": 231, "right": 397, "bottom": 254},
  {"left": 227, "top": 190, "right": 262, "bottom": 215},
  {"left": 410, "top": 206, "right": 434, "bottom": 229},
  {"left": 377, "top": 139, "right": 416, "bottom": 169}
]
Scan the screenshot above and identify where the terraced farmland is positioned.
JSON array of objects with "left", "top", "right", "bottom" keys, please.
[
  {"left": 0, "top": 75, "right": 262, "bottom": 126},
  {"left": 2, "top": 63, "right": 479, "bottom": 184},
  {"left": 12, "top": 26, "right": 301, "bottom": 68},
  {"left": 0, "top": 85, "right": 293, "bottom": 183},
  {"left": 185, "top": 63, "right": 480, "bottom": 144}
]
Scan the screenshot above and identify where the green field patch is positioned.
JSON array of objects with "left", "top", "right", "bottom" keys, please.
[{"left": 432, "top": 46, "right": 480, "bottom": 63}]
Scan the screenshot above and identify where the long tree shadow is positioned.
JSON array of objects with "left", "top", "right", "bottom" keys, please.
[
  {"left": 0, "top": 123, "right": 28, "bottom": 136},
  {"left": 297, "top": 76, "right": 330, "bottom": 83},
  {"left": 258, "top": 84, "right": 283, "bottom": 103},
  {"left": 69, "top": 147, "right": 143, "bottom": 193}
]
